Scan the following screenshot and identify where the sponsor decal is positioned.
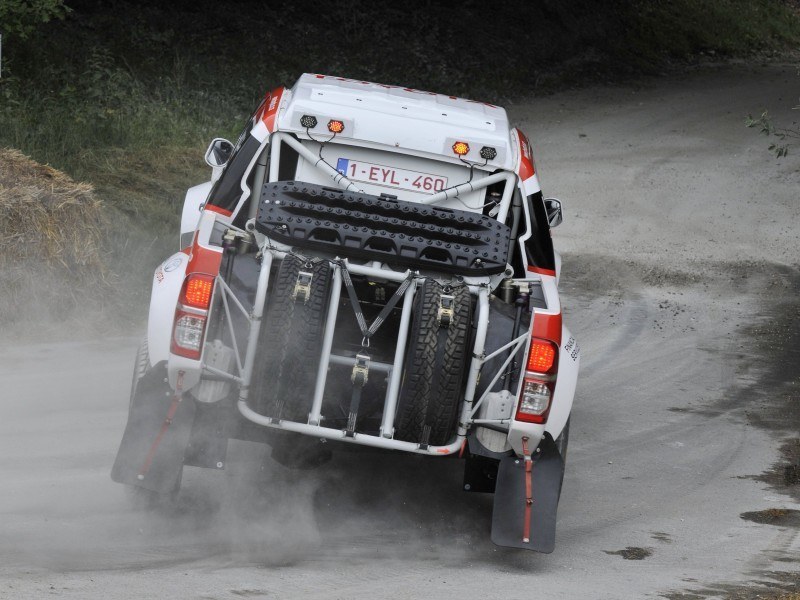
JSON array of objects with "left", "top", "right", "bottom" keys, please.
[
  {"left": 563, "top": 336, "right": 580, "bottom": 362},
  {"left": 164, "top": 257, "right": 184, "bottom": 272}
]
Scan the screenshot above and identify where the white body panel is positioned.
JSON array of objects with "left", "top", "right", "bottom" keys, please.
[
  {"left": 293, "top": 140, "right": 489, "bottom": 212},
  {"left": 147, "top": 252, "right": 189, "bottom": 366},
  {"left": 280, "top": 74, "right": 514, "bottom": 171},
  {"left": 180, "top": 181, "right": 212, "bottom": 243},
  {"left": 545, "top": 325, "right": 580, "bottom": 441}
]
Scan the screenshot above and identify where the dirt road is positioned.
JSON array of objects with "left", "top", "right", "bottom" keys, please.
[{"left": 1, "top": 62, "right": 798, "bottom": 599}]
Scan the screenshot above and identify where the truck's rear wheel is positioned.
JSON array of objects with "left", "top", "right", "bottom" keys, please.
[
  {"left": 128, "top": 336, "right": 149, "bottom": 414},
  {"left": 395, "top": 280, "right": 472, "bottom": 446},
  {"left": 250, "top": 254, "right": 331, "bottom": 421}
]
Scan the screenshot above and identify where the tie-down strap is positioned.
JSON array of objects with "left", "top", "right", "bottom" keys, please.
[{"left": 338, "top": 262, "right": 415, "bottom": 343}]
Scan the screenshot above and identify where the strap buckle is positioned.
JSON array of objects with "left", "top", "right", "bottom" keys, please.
[
  {"left": 292, "top": 271, "right": 313, "bottom": 303},
  {"left": 351, "top": 351, "right": 370, "bottom": 386},
  {"left": 437, "top": 294, "right": 455, "bottom": 328}
]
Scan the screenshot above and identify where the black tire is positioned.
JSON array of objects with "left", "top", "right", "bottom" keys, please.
[
  {"left": 124, "top": 340, "right": 180, "bottom": 510},
  {"left": 249, "top": 255, "right": 331, "bottom": 421},
  {"left": 124, "top": 485, "right": 178, "bottom": 512},
  {"left": 554, "top": 417, "right": 570, "bottom": 495},
  {"left": 128, "top": 336, "right": 149, "bottom": 414},
  {"left": 554, "top": 417, "right": 570, "bottom": 464},
  {"left": 395, "top": 280, "right": 473, "bottom": 446}
]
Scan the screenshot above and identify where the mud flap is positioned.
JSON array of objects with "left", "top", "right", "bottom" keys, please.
[
  {"left": 490, "top": 433, "right": 563, "bottom": 553},
  {"left": 111, "top": 363, "right": 196, "bottom": 494}
]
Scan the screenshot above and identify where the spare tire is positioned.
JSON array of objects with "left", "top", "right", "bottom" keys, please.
[
  {"left": 249, "top": 254, "right": 331, "bottom": 421},
  {"left": 395, "top": 279, "right": 473, "bottom": 446}
]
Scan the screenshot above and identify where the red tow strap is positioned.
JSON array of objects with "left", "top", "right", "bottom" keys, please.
[
  {"left": 137, "top": 371, "right": 184, "bottom": 481},
  {"left": 522, "top": 436, "right": 533, "bottom": 543}
]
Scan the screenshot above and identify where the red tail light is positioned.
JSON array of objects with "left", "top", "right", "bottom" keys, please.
[
  {"left": 327, "top": 119, "right": 345, "bottom": 134},
  {"left": 182, "top": 274, "right": 214, "bottom": 309},
  {"left": 527, "top": 338, "right": 556, "bottom": 373},
  {"left": 516, "top": 337, "right": 558, "bottom": 424},
  {"left": 171, "top": 274, "right": 215, "bottom": 359}
]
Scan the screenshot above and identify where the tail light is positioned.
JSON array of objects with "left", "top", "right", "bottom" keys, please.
[
  {"left": 171, "top": 274, "right": 215, "bottom": 359},
  {"left": 452, "top": 141, "right": 470, "bottom": 156},
  {"left": 516, "top": 338, "right": 558, "bottom": 424},
  {"left": 327, "top": 119, "right": 345, "bottom": 134}
]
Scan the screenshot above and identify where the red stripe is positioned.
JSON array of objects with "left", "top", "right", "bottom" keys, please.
[
  {"left": 259, "top": 86, "right": 285, "bottom": 133},
  {"left": 522, "top": 436, "right": 533, "bottom": 543},
  {"left": 527, "top": 265, "right": 556, "bottom": 277},
  {"left": 137, "top": 372, "right": 184, "bottom": 480},
  {"left": 186, "top": 242, "right": 222, "bottom": 276},
  {"left": 532, "top": 312, "right": 562, "bottom": 346},
  {"left": 204, "top": 204, "right": 232, "bottom": 217},
  {"left": 515, "top": 128, "right": 536, "bottom": 180}
]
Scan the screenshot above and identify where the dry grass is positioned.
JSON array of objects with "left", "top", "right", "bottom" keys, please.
[{"left": 0, "top": 148, "right": 113, "bottom": 333}]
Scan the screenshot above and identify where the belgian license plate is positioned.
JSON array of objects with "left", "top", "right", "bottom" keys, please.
[{"left": 336, "top": 158, "right": 448, "bottom": 194}]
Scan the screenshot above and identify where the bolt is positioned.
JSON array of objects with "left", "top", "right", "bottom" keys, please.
[
  {"left": 464, "top": 484, "right": 471, "bottom": 491},
  {"left": 216, "top": 462, "right": 224, "bottom": 469}
]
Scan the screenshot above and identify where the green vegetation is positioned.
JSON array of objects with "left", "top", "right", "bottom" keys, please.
[
  {"left": 0, "top": 0, "right": 69, "bottom": 39},
  {"left": 0, "top": 0, "right": 798, "bottom": 328}
]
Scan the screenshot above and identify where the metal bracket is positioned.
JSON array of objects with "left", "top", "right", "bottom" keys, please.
[
  {"left": 292, "top": 270, "right": 313, "bottom": 303},
  {"left": 351, "top": 351, "right": 370, "bottom": 386},
  {"left": 437, "top": 294, "right": 455, "bottom": 328}
]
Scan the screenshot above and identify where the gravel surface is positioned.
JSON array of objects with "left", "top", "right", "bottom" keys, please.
[{"left": 1, "top": 62, "right": 798, "bottom": 599}]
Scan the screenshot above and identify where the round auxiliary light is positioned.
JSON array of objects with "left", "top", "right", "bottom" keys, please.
[
  {"left": 300, "top": 115, "right": 318, "bottom": 128},
  {"left": 327, "top": 119, "right": 345, "bottom": 134},
  {"left": 480, "top": 146, "right": 497, "bottom": 160},
  {"left": 452, "top": 141, "right": 470, "bottom": 156}
]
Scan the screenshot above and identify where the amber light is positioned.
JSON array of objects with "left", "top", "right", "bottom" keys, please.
[
  {"left": 183, "top": 275, "right": 214, "bottom": 309},
  {"left": 327, "top": 119, "right": 345, "bottom": 133},
  {"left": 527, "top": 338, "right": 556, "bottom": 374},
  {"left": 452, "top": 141, "right": 470, "bottom": 156}
]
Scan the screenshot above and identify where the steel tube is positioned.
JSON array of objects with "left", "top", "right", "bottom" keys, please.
[
  {"left": 217, "top": 282, "right": 244, "bottom": 375},
  {"left": 329, "top": 354, "right": 393, "bottom": 374},
  {"left": 482, "top": 332, "right": 529, "bottom": 362},
  {"left": 420, "top": 171, "right": 512, "bottom": 206},
  {"left": 275, "top": 133, "right": 362, "bottom": 193},
  {"left": 495, "top": 172, "right": 517, "bottom": 223},
  {"left": 202, "top": 364, "right": 242, "bottom": 384},
  {"left": 308, "top": 264, "right": 342, "bottom": 426},
  {"left": 379, "top": 279, "right": 417, "bottom": 438},
  {"left": 458, "top": 287, "right": 491, "bottom": 435},
  {"left": 238, "top": 399, "right": 463, "bottom": 456},
  {"left": 268, "top": 135, "right": 282, "bottom": 183},
  {"left": 469, "top": 337, "right": 527, "bottom": 418},
  {"left": 237, "top": 250, "right": 273, "bottom": 403},
  {"left": 339, "top": 260, "right": 413, "bottom": 284}
]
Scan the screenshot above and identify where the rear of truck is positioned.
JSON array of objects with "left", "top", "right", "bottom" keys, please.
[{"left": 112, "top": 74, "right": 580, "bottom": 552}]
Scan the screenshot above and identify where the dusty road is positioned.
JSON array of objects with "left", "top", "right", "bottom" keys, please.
[{"left": 1, "top": 63, "right": 798, "bottom": 599}]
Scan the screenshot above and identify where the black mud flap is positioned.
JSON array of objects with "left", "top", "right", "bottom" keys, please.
[
  {"left": 490, "top": 433, "right": 564, "bottom": 553},
  {"left": 111, "top": 363, "right": 196, "bottom": 494}
]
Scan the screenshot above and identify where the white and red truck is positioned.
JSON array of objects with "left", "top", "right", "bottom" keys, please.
[{"left": 112, "top": 73, "right": 580, "bottom": 552}]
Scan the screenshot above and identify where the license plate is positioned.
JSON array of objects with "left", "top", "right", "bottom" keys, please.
[{"left": 336, "top": 158, "right": 448, "bottom": 194}]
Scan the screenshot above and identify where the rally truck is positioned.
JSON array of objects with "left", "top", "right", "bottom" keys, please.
[{"left": 112, "top": 74, "right": 580, "bottom": 552}]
